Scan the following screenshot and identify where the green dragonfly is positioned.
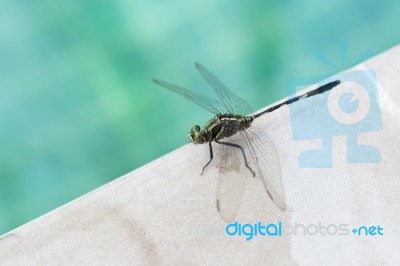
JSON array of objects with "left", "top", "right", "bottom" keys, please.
[{"left": 153, "top": 63, "right": 340, "bottom": 221}]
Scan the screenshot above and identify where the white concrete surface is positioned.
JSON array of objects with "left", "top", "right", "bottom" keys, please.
[{"left": 1, "top": 45, "right": 400, "bottom": 265}]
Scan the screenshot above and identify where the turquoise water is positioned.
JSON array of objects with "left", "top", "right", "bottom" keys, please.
[{"left": 1, "top": 0, "right": 399, "bottom": 234}]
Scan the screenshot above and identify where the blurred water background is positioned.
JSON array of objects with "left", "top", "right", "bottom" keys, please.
[{"left": 1, "top": 0, "right": 399, "bottom": 234}]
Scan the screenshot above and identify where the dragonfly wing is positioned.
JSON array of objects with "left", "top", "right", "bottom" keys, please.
[
  {"left": 215, "top": 133, "right": 252, "bottom": 222},
  {"left": 153, "top": 78, "right": 226, "bottom": 114},
  {"left": 195, "top": 63, "right": 253, "bottom": 116},
  {"left": 239, "top": 127, "right": 287, "bottom": 210}
]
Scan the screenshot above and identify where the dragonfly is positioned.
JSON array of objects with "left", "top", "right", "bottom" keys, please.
[{"left": 153, "top": 63, "right": 340, "bottom": 221}]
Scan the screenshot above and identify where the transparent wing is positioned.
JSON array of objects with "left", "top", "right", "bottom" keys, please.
[
  {"left": 215, "top": 133, "right": 252, "bottom": 222},
  {"left": 153, "top": 78, "right": 226, "bottom": 115},
  {"left": 239, "top": 127, "right": 287, "bottom": 210},
  {"left": 195, "top": 63, "right": 253, "bottom": 116}
]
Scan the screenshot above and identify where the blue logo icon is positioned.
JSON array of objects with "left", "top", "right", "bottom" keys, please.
[{"left": 287, "top": 41, "right": 382, "bottom": 168}]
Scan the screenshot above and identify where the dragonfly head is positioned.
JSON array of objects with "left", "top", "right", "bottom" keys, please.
[{"left": 189, "top": 125, "right": 206, "bottom": 144}]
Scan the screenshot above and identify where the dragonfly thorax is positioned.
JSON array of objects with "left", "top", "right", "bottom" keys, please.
[{"left": 188, "top": 114, "right": 253, "bottom": 144}]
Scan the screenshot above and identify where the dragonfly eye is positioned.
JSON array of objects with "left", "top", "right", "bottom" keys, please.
[
  {"left": 191, "top": 125, "right": 201, "bottom": 132},
  {"left": 189, "top": 126, "right": 205, "bottom": 144}
]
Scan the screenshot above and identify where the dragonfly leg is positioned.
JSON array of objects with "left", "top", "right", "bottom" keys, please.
[
  {"left": 215, "top": 140, "right": 255, "bottom": 177},
  {"left": 201, "top": 141, "right": 214, "bottom": 175}
]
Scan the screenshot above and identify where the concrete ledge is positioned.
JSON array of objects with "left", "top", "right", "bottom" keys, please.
[{"left": 1, "top": 45, "right": 400, "bottom": 265}]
